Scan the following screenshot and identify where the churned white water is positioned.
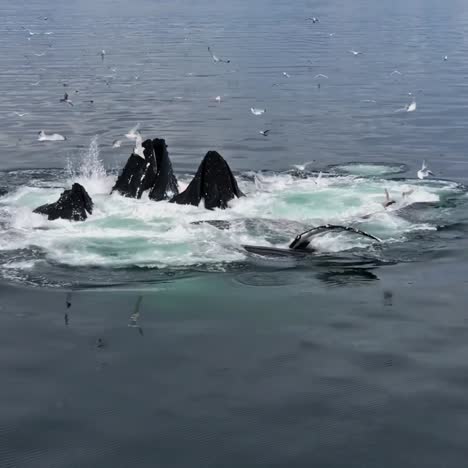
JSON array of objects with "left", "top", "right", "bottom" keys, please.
[{"left": 0, "top": 139, "right": 461, "bottom": 272}]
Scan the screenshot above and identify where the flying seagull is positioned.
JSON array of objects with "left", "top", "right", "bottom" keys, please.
[
  {"left": 390, "top": 70, "right": 402, "bottom": 76},
  {"left": 292, "top": 161, "right": 314, "bottom": 171},
  {"left": 259, "top": 129, "right": 270, "bottom": 136},
  {"left": 349, "top": 50, "right": 362, "bottom": 56},
  {"left": 314, "top": 74, "right": 328, "bottom": 79},
  {"left": 251, "top": 107, "right": 266, "bottom": 115},
  {"left": 306, "top": 17, "right": 319, "bottom": 23},
  {"left": 59, "top": 92, "right": 73, "bottom": 106},
  {"left": 37, "top": 130, "right": 66, "bottom": 141},
  {"left": 13, "top": 112, "right": 29, "bottom": 117},
  {"left": 417, "top": 161, "right": 434, "bottom": 180},
  {"left": 383, "top": 189, "right": 396, "bottom": 208},
  {"left": 283, "top": 72, "right": 291, "bottom": 78},
  {"left": 125, "top": 123, "right": 140, "bottom": 140},
  {"left": 101, "top": 49, "right": 106, "bottom": 61},
  {"left": 406, "top": 99, "right": 417, "bottom": 112},
  {"left": 112, "top": 139, "right": 122, "bottom": 148},
  {"left": 208, "top": 46, "right": 230, "bottom": 63}
]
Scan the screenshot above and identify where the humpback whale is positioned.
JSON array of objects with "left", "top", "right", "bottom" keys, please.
[
  {"left": 170, "top": 151, "right": 244, "bottom": 209},
  {"left": 148, "top": 139, "right": 179, "bottom": 201},
  {"left": 243, "top": 225, "right": 381, "bottom": 257},
  {"left": 111, "top": 138, "right": 178, "bottom": 200},
  {"left": 34, "top": 183, "right": 93, "bottom": 221}
]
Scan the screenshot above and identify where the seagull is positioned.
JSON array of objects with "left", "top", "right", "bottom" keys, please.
[
  {"left": 208, "top": 46, "right": 230, "bottom": 63},
  {"left": 215, "top": 95, "right": 222, "bottom": 102},
  {"left": 283, "top": 72, "right": 291, "bottom": 78},
  {"left": 315, "top": 171, "right": 323, "bottom": 184},
  {"left": 444, "top": 55, "right": 448, "bottom": 61},
  {"left": 128, "top": 296, "right": 143, "bottom": 328},
  {"left": 44, "top": 32, "right": 54, "bottom": 35},
  {"left": 390, "top": 70, "right": 402, "bottom": 76},
  {"left": 251, "top": 107, "right": 266, "bottom": 115},
  {"left": 101, "top": 49, "right": 106, "bottom": 61},
  {"left": 37, "top": 130, "right": 66, "bottom": 141},
  {"left": 133, "top": 132, "right": 144, "bottom": 158},
  {"left": 66, "top": 292, "right": 72, "bottom": 309},
  {"left": 13, "top": 112, "right": 29, "bottom": 117},
  {"left": 361, "top": 99, "right": 377, "bottom": 103},
  {"left": 23, "top": 27, "right": 39, "bottom": 36},
  {"left": 406, "top": 99, "right": 417, "bottom": 112},
  {"left": 112, "top": 139, "right": 122, "bottom": 148},
  {"left": 34, "top": 52, "right": 45, "bottom": 57},
  {"left": 292, "top": 161, "right": 314, "bottom": 171},
  {"left": 314, "top": 74, "right": 328, "bottom": 79},
  {"left": 383, "top": 189, "right": 396, "bottom": 208},
  {"left": 306, "top": 17, "right": 319, "bottom": 23},
  {"left": 417, "top": 161, "right": 434, "bottom": 180},
  {"left": 30, "top": 81, "right": 40, "bottom": 86},
  {"left": 59, "top": 92, "right": 73, "bottom": 106},
  {"left": 125, "top": 123, "right": 140, "bottom": 140},
  {"left": 349, "top": 50, "right": 362, "bottom": 56},
  {"left": 259, "top": 129, "right": 270, "bottom": 136}
]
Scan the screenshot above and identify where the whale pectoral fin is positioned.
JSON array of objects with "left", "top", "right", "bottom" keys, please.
[{"left": 289, "top": 225, "right": 382, "bottom": 250}]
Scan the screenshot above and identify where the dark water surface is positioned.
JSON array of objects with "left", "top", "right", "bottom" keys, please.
[{"left": 1, "top": 0, "right": 468, "bottom": 466}]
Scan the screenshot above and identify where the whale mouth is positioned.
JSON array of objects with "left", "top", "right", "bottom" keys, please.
[{"left": 0, "top": 141, "right": 466, "bottom": 288}]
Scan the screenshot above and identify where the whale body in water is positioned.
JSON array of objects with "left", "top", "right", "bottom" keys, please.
[
  {"left": 34, "top": 183, "right": 93, "bottom": 221},
  {"left": 171, "top": 151, "right": 244, "bottom": 209}
]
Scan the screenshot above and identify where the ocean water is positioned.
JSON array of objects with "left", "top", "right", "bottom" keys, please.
[{"left": 1, "top": 0, "right": 468, "bottom": 467}]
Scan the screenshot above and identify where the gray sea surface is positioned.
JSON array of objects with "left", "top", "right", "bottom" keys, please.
[{"left": 1, "top": 0, "right": 468, "bottom": 467}]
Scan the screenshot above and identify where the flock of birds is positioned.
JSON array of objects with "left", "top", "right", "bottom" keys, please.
[{"left": 16, "top": 12, "right": 438, "bottom": 186}]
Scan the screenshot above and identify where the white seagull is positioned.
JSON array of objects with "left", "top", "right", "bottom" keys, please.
[
  {"left": 292, "top": 161, "right": 314, "bottom": 171},
  {"left": 314, "top": 74, "right": 328, "bottom": 79},
  {"left": 13, "top": 112, "right": 29, "bottom": 117},
  {"left": 112, "top": 140, "right": 122, "bottom": 148},
  {"left": 259, "top": 129, "right": 270, "bottom": 136},
  {"left": 417, "top": 161, "right": 434, "bottom": 180},
  {"left": 349, "top": 50, "right": 362, "bottom": 56},
  {"left": 125, "top": 123, "right": 140, "bottom": 140},
  {"left": 283, "top": 72, "right": 291, "bottom": 78},
  {"left": 406, "top": 100, "right": 417, "bottom": 112},
  {"left": 208, "top": 46, "right": 230, "bottom": 63},
  {"left": 38, "top": 130, "right": 66, "bottom": 141},
  {"left": 133, "top": 132, "right": 144, "bottom": 158},
  {"left": 251, "top": 107, "right": 266, "bottom": 116}
]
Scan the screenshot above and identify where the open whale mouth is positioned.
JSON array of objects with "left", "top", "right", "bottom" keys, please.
[{"left": 0, "top": 139, "right": 466, "bottom": 288}]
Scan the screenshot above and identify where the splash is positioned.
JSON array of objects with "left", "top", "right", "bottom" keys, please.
[
  {"left": 0, "top": 162, "right": 465, "bottom": 287},
  {"left": 66, "top": 137, "right": 114, "bottom": 195}
]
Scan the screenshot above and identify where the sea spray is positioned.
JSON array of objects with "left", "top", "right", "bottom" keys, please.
[{"left": 66, "top": 137, "right": 114, "bottom": 195}]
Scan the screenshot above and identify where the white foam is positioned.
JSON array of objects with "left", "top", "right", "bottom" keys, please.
[{"left": 0, "top": 150, "right": 461, "bottom": 271}]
